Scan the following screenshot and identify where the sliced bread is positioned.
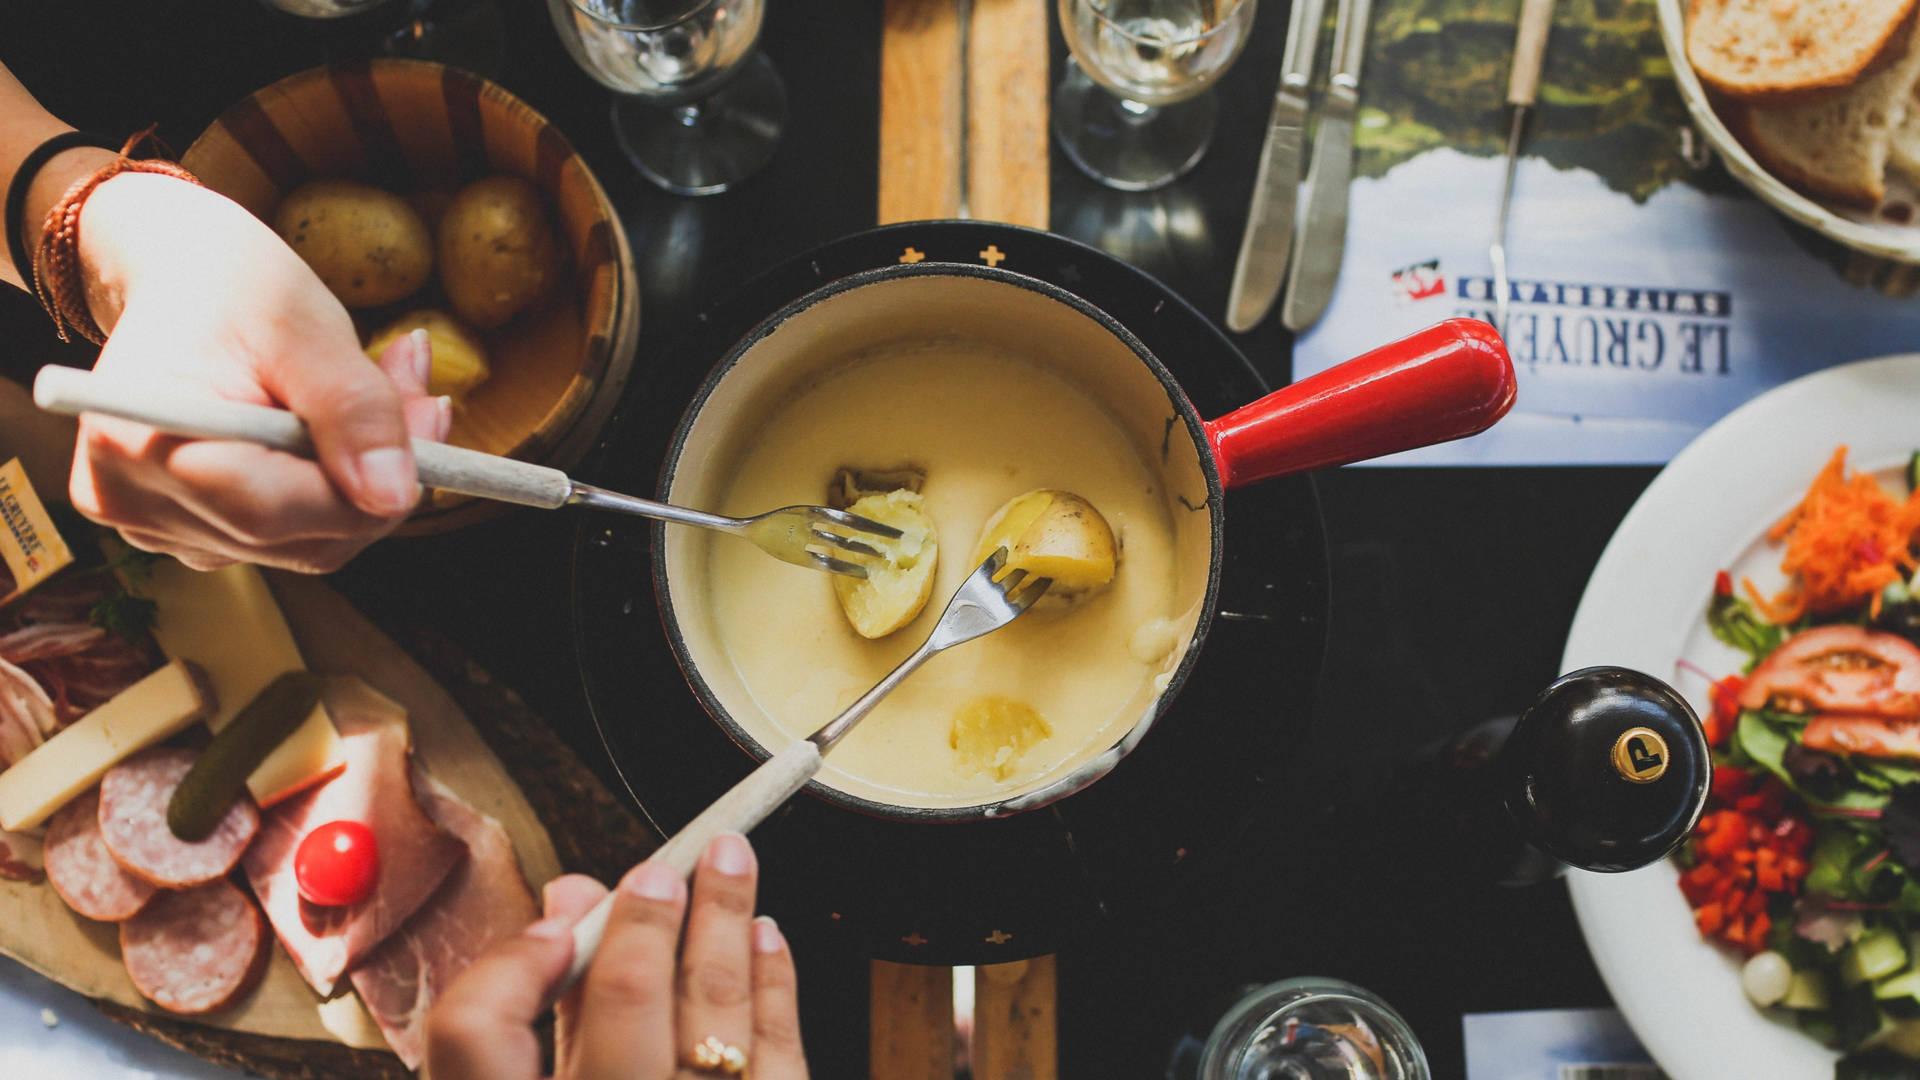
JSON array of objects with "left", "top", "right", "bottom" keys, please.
[
  {"left": 1688, "top": 0, "right": 1917, "bottom": 103},
  {"left": 1889, "top": 79, "right": 1920, "bottom": 182},
  {"left": 1730, "top": 17, "right": 1920, "bottom": 207}
]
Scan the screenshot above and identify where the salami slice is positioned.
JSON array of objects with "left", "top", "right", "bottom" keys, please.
[
  {"left": 99, "top": 747, "right": 258, "bottom": 888},
  {"left": 45, "top": 788, "right": 155, "bottom": 921},
  {"left": 119, "top": 879, "right": 264, "bottom": 1015}
]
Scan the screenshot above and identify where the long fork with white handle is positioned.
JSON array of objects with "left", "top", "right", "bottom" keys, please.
[
  {"left": 31, "top": 367, "right": 900, "bottom": 578},
  {"left": 557, "top": 548, "right": 1048, "bottom": 990}
]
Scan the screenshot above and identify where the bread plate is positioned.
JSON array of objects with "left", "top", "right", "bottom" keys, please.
[{"left": 1656, "top": 0, "right": 1920, "bottom": 264}]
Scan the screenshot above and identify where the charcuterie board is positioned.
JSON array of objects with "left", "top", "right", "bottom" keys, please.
[{"left": 0, "top": 569, "right": 650, "bottom": 1078}]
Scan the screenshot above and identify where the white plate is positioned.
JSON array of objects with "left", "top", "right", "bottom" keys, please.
[
  {"left": 1563, "top": 353, "right": 1920, "bottom": 1079},
  {"left": 1655, "top": 0, "right": 1920, "bottom": 264}
]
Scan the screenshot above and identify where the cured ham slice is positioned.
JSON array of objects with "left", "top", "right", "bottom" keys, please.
[
  {"left": 243, "top": 677, "right": 464, "bottom": 997},
  {"left": 45, "top": 788, "right": 154, "bottom": 920},
  {"left": 120, "top": 879, "right": 265, "bottom": 1015},
  {"left": 0, "top": 655, "right": 56, "bottom": 767},
  {"left": 349, "top": 768, "right": 538, "bottom": 1069}
]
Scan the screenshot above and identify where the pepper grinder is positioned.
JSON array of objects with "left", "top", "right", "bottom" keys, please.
[{"left": 1400, "top": 666, "right": 1712, "bottom": 885}]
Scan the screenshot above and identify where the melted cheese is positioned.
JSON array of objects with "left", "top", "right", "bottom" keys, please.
[{"left": 704, "top": 342, "right": 1180, "bottom": 804}]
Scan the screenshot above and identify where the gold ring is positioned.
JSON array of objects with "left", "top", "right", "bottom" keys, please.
[{"left": 689, "top": 1035, "right": 748, "bottom": 1075}]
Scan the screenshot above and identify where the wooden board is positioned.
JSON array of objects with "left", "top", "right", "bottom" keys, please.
[{"left": 0, "top": 570, "right": 630, "bottom": 1077}]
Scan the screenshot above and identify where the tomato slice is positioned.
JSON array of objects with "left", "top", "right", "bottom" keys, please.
[
  {"left": 1738, "top": 625, "right": 1920, "bottom": 718},
  {"left": 294, "top": 820, "right": 380, "bottom": 907}
]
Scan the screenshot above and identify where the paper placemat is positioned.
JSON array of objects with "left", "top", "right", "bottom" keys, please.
[
  {"left": 1289, "top": 0, "right": 1920, "bottom": 466},
  {"left": 1464, "top": 1007, "right": 1666, "bottom": 1079}
]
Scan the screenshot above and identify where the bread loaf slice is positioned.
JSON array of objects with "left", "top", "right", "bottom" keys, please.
[
  {"left": 1729, "top": 17, "right": 1920, "bottom": 208},
  {"left": 1889, "top": 80, "right": 1920, "bottom": 182},
  {"left": 1688, "top": 0, "right": 1917, "bottom": 103}
]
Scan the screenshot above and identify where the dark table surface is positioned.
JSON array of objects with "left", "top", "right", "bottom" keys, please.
[{"left": 1, "top": 2, "right": 1662, "bottom": 1076}]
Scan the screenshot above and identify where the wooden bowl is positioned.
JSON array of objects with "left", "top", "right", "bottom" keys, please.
[{"left": 181, "top": 59, "right": 639, "bottom": 533}]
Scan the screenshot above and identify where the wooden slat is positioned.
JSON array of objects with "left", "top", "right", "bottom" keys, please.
[
  {"left": 870, "top": 960, "right": 954, "bottom": 1080},
  {"left": 972, "top": 957, "right": 1059, "bottom": 1080},
  {"left": 965, "top": 0, "right": 1051, "bottom": 228},
  {"left": 879, "top": 0, "right": 965, "bottom": 223}
]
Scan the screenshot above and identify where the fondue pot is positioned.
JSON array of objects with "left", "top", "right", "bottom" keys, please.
[
  {"left": 572, "top": 222, "right": 1508, "bottom": 963},
  {"left": 651, "top": 263, "right": 1511, "bottom": 820}
]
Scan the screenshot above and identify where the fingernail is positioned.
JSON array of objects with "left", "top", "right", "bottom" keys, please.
[
  {"left": 707, "top": 832, "right": 754, "bottom": 877},
  {"left": 621, "top": 860, "right": 684, "bottom": 903},
  {"left": 524, "top": 915, "right": 572, "bottom": 942},
  {"left": 435, "top": 396, "right": 453, "bottom": 441},
  {"left": 409, "top": 328, "right": 432, "bottom": 389},
  {"left": 356, "top": 447, "right": 417, "bottom": 515},
  {"left": 752, "top": 916, "right": 783, "bottom": 954}
]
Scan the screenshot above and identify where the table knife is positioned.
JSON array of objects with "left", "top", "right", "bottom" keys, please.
[
  {"left": 1223, "top": 0, "right": 1328, "bottom": 333},
  {"left": 1491, "top": 0, "right": 1556, "bottom": 333},
  {"left": 1280, "top": 0, "right": 1373, "bottom": 332}
]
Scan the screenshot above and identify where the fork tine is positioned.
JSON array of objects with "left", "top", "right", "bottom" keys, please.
[
  {"left": 809, "top": 506, "right": 905, "bottom": 540},
  {"left": 809, "top": 526, "right": 885, "bottom": 559},
  {"left": 995, "top": 567, "right": 1030, "bottom": 592},
  {"left": 1006, "top": 576, "right": 1052, "bottom": 611},
  {"left": 809, "top": 552, "right": 870, "bottom": 579}
]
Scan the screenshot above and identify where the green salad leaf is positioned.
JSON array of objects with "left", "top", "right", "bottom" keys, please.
[{"left": 1709, "top": 591, "right": 1788, "bottom": 670}]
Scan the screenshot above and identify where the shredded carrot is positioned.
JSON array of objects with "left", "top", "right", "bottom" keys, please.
[{"left": 1744, "top": 446, "right": 1920, "bottom": 623}]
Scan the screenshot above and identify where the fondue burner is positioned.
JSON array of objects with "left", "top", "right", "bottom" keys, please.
[{"left": 571, "top": 223, "right": 1328, "bottom": 965}]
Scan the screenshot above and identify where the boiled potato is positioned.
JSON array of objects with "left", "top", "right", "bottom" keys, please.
[
  {"left": 364, "top": 309, "right": 491, "bottom": 401},
  {"left": 971, "top": 489, "right": 1117, "bottom": 597},
  {"left": 949, "top": 696, "right": 1052, "bottom": 781},
  {"left": 436, "top": 176, "right": 562, "bottom": 330},
  {"left": 274, "top": 179, "right": 433, "bottom": 309},
  {"left": 831, "top": 489, "right": 938, "bottom": 639}
]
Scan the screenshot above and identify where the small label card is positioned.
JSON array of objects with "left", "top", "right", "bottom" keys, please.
[{"left": 1464, "top": 1007, "right": 1667, "bottom": 1080}]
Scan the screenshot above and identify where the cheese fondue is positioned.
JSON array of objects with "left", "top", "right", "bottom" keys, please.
[{"left": 702, "top": 339, "right": 1183, "bottom": 805}]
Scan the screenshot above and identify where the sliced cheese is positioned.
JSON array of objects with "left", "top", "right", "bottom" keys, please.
[
  {"left": 140, "top": 560, "right": 345, "bottom": 807},
  {"left": 0, "top": 659, "right": 211, "bottom": 830}
]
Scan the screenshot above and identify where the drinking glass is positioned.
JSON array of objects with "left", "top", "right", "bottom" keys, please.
[
  {"left": 1193, "top": 977, "right": 1430, "bottom": 1080},
  {"left": 550, "top": 0, "right": 786, "bottom": 196},
  {"left": 1054, "top": 0, "right": 1257, "bottom": 191}
]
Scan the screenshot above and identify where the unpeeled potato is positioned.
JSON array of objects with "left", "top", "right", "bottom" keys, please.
[
  {"left": 436, "top": 176, "right": 562, "bottom": 330},
  {"left": 274, "top": 179, "right": 433, "bottom": 309},
  {"left": 831, "top": 489, "right": 938, "bottom": 639},
  {"left": 363, "top": 309, "right": 491, "bottom": 401},
  {"left": 971, "top": 489, "right": 1117, "bottom": 596}
]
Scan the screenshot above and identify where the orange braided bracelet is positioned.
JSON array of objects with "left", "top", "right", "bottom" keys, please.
[{"left": 31, "top": 127, "right": 201, "bottom": 345}]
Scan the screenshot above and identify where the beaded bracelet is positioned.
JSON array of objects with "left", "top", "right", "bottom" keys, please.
[
  {"left": 25, "top": 128, "right": 201, "bottom": 345},
  {"left": 4, "top": 130, "right": 117, "bottom": 293}
]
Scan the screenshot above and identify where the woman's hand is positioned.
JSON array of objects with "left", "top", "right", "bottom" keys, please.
[
  {"left": 65, "top": 172, "right": 447, "bottom": 572},
  {"left": 426, "top": 833, "right": 810, "bottom": 1080}
]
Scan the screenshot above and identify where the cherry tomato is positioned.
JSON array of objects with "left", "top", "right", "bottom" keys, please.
[{"left": 294, "top": 820, "right": 380, "bottom": 907}]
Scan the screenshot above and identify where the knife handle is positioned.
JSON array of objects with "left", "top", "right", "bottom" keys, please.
[{"left": 1507, "top": 0, "right": 1556, "bottom": 106}]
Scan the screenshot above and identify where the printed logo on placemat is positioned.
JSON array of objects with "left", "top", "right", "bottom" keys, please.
[{"left": 1390, "top": 258, "right": 1446, "bottom": 304}]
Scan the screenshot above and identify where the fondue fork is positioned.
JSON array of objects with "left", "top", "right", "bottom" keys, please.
[
  {"left": 31, "top": 367, "right": 900, "bottom": 579},
  {"left": 558, "top": 548, "right": 1050, "bottom": 992}
]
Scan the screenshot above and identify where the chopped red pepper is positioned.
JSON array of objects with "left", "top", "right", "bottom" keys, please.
[
  {"left": 1716, "top": 570, "right": 1735, "bottom": 597},
  {"left": 1675, "top": 760, "right": 1813, "bottom": 955}
]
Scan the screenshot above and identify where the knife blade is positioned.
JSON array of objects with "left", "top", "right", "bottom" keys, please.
[
  {"left": 1280, "top": 0, "right": 1373, "bottom": 332},
  {"left": 1492, "top": 0, "right": 1556, "bottom": 333},
  {"left": 1223, "top": 0, "right": 1328, "bottom": 333}
]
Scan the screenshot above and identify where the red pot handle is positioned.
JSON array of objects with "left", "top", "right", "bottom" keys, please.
[{"left": 1203, "top": 318, "right": 1515, "bottom": 489}]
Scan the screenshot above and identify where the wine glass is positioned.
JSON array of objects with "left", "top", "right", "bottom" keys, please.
[
  {"left": 256, "top": 0, "right": 509, "bottom": 74},
  {"left": 549, "top": 0, "right": 786, "bottom": 196},
  {"left": 1054, "top": 0, "right": 1257, "bottom": 191},
  {"left": 1193, "top": 977, "right": 1430, "bottom": 1080}
]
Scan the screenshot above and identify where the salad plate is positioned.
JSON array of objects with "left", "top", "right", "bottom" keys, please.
[{"left": 1564, "top": 352, "right": 1920, "bottom": 1079}]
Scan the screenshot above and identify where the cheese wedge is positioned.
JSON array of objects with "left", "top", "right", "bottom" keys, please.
[
  {"left": 0, "top": 659, "right": 211, "bottom": 830},
  {"left": 140, "top": 560, "right": 345, "bottom": 807}
]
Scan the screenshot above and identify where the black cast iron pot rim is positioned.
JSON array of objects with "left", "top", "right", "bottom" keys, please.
[{"left": 650, "top": 258, "right": 1230, "bottom": 823}]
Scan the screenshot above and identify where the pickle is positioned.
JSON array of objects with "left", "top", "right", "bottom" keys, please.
[{"left": 167, "top": 671, "right": 323, "bottom": 841}]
